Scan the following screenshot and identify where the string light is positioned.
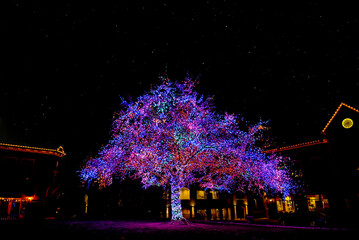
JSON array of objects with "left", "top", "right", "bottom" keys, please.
[
  {"left": 0, "top": 143, "right": 66, "bottom": 157},
  {"left": 80, "top": 76, "right": 296, "bottom": 220},
  {"left": 264, "top": 139, "right": 328, "bottom": 153},
  {"left": 322, "top": 102, "right": 359, "bottom": 134}
]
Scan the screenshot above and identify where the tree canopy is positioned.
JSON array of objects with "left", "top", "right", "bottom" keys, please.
[{"left": 80, "top": 76, "right": 295, "bottom": 220}]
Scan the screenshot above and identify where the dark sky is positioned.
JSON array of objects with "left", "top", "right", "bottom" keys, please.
[{"left": 1, "top": 1, "right": 359, "bottom": 163}]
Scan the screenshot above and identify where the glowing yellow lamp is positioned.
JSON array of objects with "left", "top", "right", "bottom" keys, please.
[{"left": 342, "top": 118, "right": 353, "bottom": 129}]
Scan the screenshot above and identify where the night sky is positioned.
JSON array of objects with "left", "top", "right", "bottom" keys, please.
[{"left": 1, "top": 1, "right": 359, "bottom": 166}]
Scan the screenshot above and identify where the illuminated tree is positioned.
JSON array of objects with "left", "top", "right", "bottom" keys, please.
[{"left": 80, "top": 76, "right": 295, "bottom": 220}]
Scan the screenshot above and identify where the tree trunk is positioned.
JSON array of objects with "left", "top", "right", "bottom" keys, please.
[{"left": 171, "top": 184, "right": 183, "bottom": 220}]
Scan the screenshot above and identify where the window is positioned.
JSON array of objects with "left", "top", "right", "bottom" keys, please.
[
  {"left": 211, "top": 209, "right": 220, "bottom": 220},
  {"left": 322, "top": 198, "right": 330, "bottom": 209},
  {"left": 307, "top": 194, "right": 329, "bottom": 211},
  {"left": 284, "top": 196, "right": 295, "bottom": 212},
  {"left": 276, "top": 197, "right": 283, "bottom": 211},
  {"left": 211, "top": 191, "right": 219, "bottom": 199},
  {"left": 307, "top": 195, "right": 319, "bottom": 211},
  {"left": 180, "top": 188, "right": 190, "bottom": 200},
  {"left": 196, "top": 190, "right": 207, "bottom": 200}
]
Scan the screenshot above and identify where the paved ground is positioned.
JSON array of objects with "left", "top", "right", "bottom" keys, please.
[{"left": 0, "top": 220, "right": 356, "bottom": 240}]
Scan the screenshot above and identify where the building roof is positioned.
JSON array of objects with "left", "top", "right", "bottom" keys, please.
[
  {"left": 0, "top": 143, "right": 66, "bottom": 157},
  {"left": 265, "top": 102, "right": 358, "bottom": 153},
  {"left": 321, "top": 102, "right": 359, "bottom": 134},
  {"left": 263, "top": 139, "right": 327, "bottom": 153}
]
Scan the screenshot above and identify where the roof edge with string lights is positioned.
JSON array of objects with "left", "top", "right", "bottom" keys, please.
[{"left": 0, "top": 143, "right": 66, "bottom": 157}]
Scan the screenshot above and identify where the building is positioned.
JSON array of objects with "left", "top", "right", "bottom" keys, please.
[
  {"left": 175, "top": 187, "right": 266, "bottom": 221},
  {"left": 177, "top": 102, "right": 359, "bottom": 223},
  {"left": 265, "top": 102, "right": 359, "bottom": 224},
  {"left": 0, "top": 143, "right": 66, "bottom": 220}
]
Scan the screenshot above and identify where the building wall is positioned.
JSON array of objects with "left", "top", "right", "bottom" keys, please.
[
  {"left": 275, "top": 106, "right": 359, "bottom": 224},
  {"left": 0, "top": 149, "right": 62, "bottom": 220},
  {"left": 325, "top": 108, "right": 359, "bottom": 221}
]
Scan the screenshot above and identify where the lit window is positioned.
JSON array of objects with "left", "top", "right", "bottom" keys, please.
[
  {"left": 307, "top": 194, "right": 329, "bottom": 211},
  {"left": 196, "top": 190, "right": 207, "bottom": 199},
  {"left": 211, "top": 191, "right": 219, "bottom": 199},
  {"left": 322, "top": 198, "right": 329, "bottom": 209},
  {"left": 210, "top": 209, "right": 220, "bottom": 220},
  {"left": 284, "top": 196, "right": 295, "bottom": 212},
  {"left": 276, "top": 196, "right": 295, "bottom": 212},
  {"left": 180, "top": 188, "right": 190, "bottom": 200},
  {"left": 276, "top": 197, "right": 283, "bottom": 211},
  {"left": 307, "top": 195, "right": 319, "bottom": 211}
]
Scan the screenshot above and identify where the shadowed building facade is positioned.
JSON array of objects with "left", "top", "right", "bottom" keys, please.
[
  {"left": 0, "top": 143, "right": 66, "bottom": 220},
  {"left": 266, "top": 102, "right": 359, "bottom": 225}
]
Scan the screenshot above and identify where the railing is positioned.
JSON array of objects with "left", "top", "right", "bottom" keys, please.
[{"left": 0, "top": 216, "right": 20, "bottom": 221}]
